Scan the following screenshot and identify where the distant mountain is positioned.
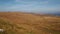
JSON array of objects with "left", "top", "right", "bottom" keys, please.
[
  {"left": 42, "top": 11, "right": 60, "bottom": 16},
  {"left": 51, "top": 11, "right": 60, "bottom": 16},
  {"left": 54, "top": 13, "right": 60, "bottom": 16}
]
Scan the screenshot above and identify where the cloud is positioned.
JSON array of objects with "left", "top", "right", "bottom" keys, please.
[
  {"left": 5, "top": 4, "right": 60, "bottom": 12},
  {"left": 15, "top": 0, "right": 19, "bottom": 1},
  {"left": 0, "top": 0, "right": 60, "bottom": 13},
  {"left": 40, "top": 1, "right": 48, "bottom": 4}
]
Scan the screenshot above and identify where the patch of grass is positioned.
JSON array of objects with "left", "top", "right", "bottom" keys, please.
[
  {"left": 42, "top": 27, "right": 60, "bottom": 34},
  {"left": 26, "top": 31, "right": 34, "bottom": 34},
  {"left": 0, "top": 18, "right": 17, "bottom": 34}
]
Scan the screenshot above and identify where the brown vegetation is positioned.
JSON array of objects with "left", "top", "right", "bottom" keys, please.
[{"left": 0, "top": 12, "right": 60, "bottom": 34}]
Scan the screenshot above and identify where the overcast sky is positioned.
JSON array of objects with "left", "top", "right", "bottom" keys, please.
[{"left": 0, "top": 0, "right": 60, "bottom": 13}]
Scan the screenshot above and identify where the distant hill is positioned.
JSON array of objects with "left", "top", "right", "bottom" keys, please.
[
  {"left": 46, "top": 11, "right": 60, "bottom": 16},
  {"left": 54, "top": 12, "right": 60, "bottom": 16},
  {"left": 0, "top": 12, "right": 60, "bottom": 34}
]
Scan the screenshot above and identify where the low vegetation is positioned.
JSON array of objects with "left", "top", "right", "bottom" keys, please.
[{"left": 0, "top": 12, "right": 60, "bottom": 34}]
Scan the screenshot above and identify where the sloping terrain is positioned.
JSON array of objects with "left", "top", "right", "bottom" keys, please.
[{"left": 0, "top": 12, "right": 60, "bottom": 34}]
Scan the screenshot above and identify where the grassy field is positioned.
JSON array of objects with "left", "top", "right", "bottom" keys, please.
[{"left": 0, "top": 12, "right": 60, "bottom": 34}]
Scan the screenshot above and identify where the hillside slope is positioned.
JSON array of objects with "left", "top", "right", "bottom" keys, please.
[{"left": 0, "top": 12, "right": 60, "bottom": 34}]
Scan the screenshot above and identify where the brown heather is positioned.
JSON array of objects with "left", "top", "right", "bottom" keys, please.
[{"left": 0, "top": 12, "right": 60, "bottom": 34}]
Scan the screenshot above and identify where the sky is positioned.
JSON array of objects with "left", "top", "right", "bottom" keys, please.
[{"left": 0, "top": 0, "right": 60, "bottom": 13}]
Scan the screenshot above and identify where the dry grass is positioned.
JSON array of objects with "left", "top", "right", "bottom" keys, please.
[{"left": 0, "top": 12, "right": 60, "bottom": 34}]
